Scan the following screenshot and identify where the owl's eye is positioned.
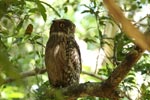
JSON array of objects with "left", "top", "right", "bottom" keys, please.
[{"left": 59, "top": 23, "right": 65, "bottom": 28}]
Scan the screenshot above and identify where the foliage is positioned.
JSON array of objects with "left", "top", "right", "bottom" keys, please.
[{"left": 0, "top": 0, "right": 150, "bottom": 100}]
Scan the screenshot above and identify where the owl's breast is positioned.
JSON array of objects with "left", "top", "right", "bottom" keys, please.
[
  {"left": 45, "top": 37, "right": 67, "bottom": 85},
  {"left": 45, "top": 38, "right": 67, "bottom": 68}
]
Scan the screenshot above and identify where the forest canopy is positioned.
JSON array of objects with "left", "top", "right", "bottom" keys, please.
[{"left": 0, "top": 0, "right": 150, "bottom": 100}]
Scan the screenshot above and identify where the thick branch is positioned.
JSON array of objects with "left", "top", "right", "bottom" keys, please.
[
  {"left": 44, "top": 46, "right": 144, "bottom": 100},
  {"left": 102, "top": 47, "right": 143, "bottom": 90},
  {"left": 2, "top": 47, "right": 144, "bottom": 99},
  {"left": 103, "top": 0, "right": 150, "bottom": 51},
  {"left": 61, "top": 82, "right": 119, "bottom": 100}
]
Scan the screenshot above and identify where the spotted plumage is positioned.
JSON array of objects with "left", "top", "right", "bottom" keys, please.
[{"left": 45, "top": 19, "right": 81, "bottom": 87}]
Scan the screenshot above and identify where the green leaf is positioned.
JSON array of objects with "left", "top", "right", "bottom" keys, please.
[
  {"left": 84, "top": 38, "right": 97, "bottom": 43},
  {"left": 0, "top": 39, "right": 20, "bottom": 85},
  {"left": 41, "top": 1, "right": 61, "bottom": 17},
  {"left": 36, "top": 0, "right": 47, "bottom": 21},
  {"left": 64, "top": 6, "right": 68, "bottom": 13},
  {"left": 16, "top": 20, "right": 24, "bottom": 32},
  {"left": 141, "top": 0, "right": 146, "bottom": 3},
  {"left": 81, "top": 10, "right": 91, "bottom": 14},
  {"left": 29, "top": 8, "right": 39, "bottom": 13}
]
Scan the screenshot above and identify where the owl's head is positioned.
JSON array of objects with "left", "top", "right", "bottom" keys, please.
[{"left": 50, "top": 19, "right": 76, "bottom": 35}]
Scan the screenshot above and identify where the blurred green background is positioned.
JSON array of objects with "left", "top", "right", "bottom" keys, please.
[{"left": 0, "top": 0, "right": 150, "bottom": 100}]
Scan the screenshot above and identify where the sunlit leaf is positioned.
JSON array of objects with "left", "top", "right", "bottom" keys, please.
[
  {"left": 41, "top": 1, "right": 61, "bottom": 17},
  {"left": 16, "top": 20, "right": 24, "bottom": 32},
  {"left": 0, "top": 39, "right": 20, "bottom": 84},
  {"left": 1, "top": 86, "right": 24, "bottom": 99},
  {"left": 29, "top": 8, "right": 39, "bottom": 13},
  {"left": 35, "top": 0, "right": 47, "bottom": 21}
]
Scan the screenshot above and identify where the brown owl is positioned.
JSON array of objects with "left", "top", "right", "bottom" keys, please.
[{"left": 45, "top": 19, "right": 82, "bottom": 87}]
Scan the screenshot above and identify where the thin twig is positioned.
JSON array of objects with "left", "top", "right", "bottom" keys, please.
[
  {"left": 2, "top": 68, "right": 103, "bottom": 85},
  {"left": 2, "top": 68, "right": 46, "bottom": 85},
  {"left": 82, "top": 71, "right": 105, "bottom": 81}
]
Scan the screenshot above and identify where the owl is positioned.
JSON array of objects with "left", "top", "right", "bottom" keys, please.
[{"left": 45, "top": 19, "right": 82, "bottom": 87}]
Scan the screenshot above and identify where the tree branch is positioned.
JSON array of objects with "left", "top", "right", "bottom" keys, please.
[
  {"left": 103, "top": 0, "right": 150, "bottom": 51},
  {"left": 43, "top": 46, "right": 144, "bottom": 100},
  {"left": 81, "top": 71, "right": 105, "bottom": 81},
  {"left": 1, "top": 47, "right": 144, "bottom": 99},
  {"left": 2, "top": 68, "right": 46, "bottom": 85},
  {"left": 61, "top": 82, "right": 120, "bottom": 100},
  {"left": 2, "top": 68, "right": 104, "bottom": 85},
  {"left": 101, "top": 46, "right": 144, "bottom": 95}
]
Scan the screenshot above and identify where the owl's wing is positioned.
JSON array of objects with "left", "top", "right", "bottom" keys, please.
[
  {"left": 66, "top": 36, "right": 82, "bottom": 71},
  {"left": 61, "top": 36, "right": 82, "bottom": 85},
  {"left": 75, "top": 41, "right": 82, "bottom": 71}
]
